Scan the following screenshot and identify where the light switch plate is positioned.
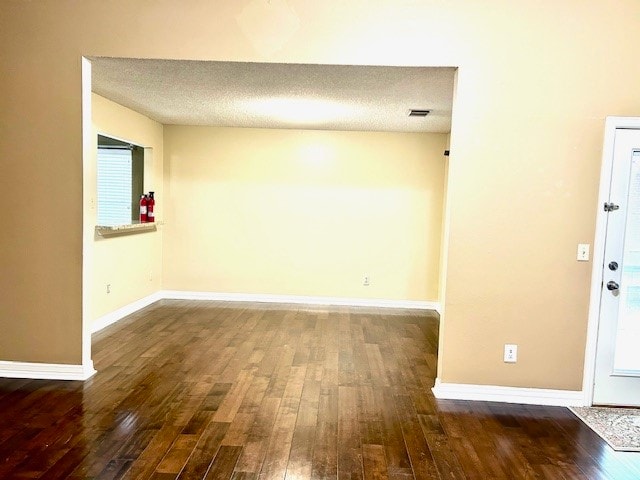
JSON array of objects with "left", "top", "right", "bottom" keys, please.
[{"left": 577, "top": 243, "right": 590, "bottom": 261}]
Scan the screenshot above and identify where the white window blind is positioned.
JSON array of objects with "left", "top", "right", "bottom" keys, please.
[{"left": 97, "top": 147, "right": 132, "bottom": 226}]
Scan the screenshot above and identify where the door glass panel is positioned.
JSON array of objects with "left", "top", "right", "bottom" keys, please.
[{"left": 613, "top": 150, "right": 640, "bottom": 373}]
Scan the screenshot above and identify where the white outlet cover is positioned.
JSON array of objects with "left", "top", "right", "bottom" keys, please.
[{"left": 504, "top": 344, "right": 517, "bottom": 363}]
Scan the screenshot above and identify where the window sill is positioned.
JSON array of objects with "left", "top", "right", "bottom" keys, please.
[{"left": 95, "top": 222, "right": 158, "bottom": 237}]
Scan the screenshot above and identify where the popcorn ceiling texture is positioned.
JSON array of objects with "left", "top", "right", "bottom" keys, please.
[
  {"left": 570, "top": 406, "right": 640, "bottom": 451},
  {"left": 90, "top": 58, "right": 455, "bottom": 133}
]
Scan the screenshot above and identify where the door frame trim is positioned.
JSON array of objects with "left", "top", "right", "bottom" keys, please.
[{"left": 582, "top": 116, "right": 640, "bottom": 406}]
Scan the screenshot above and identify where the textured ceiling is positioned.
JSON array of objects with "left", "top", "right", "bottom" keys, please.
[{"left": 90, "top": 58, "right": 455, "bottom": 133}]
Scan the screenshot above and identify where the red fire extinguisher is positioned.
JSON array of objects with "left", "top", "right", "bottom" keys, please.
[
  {"left": 147, "top": 191, "right": 155, "bottom": 222},
  {"left": 139, "top": 194, "right": 148, "bottom": 223}
]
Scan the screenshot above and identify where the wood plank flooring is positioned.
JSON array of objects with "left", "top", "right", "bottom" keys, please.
[{"left": 0, "top": 300, "right": 639, "bottom": 479}]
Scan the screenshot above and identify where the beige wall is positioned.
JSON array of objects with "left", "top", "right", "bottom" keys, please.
[
  {"left": 89, "top": 94, "right": 164, "bottom": 324},
  {"left": 1, "top": 1, "right": 639, "bottom": 389},
  {"left": 163, "top": 127, "right": 445, "bottom": 300}
]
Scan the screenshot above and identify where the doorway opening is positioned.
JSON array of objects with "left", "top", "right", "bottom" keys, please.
[{"left": 81, "top": 58, "right": 458, "bottom": 376}]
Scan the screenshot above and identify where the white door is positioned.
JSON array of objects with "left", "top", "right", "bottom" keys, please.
[{"left": 593, "top": 127, "right": 640, "bottom": 406}]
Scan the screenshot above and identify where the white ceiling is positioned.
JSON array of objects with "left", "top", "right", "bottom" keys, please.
[{"left": 90, "top": 58, "right": 455, "bottom": 133}]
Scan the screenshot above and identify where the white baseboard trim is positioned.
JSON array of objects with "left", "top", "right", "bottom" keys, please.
[
  {"left": 92, "top": 291, "right": 164, "bottom": 333},
  {"left": 159, "top": 290, "right": 441, "bottom": 312},
  {"left": 431, "top": 378, "right": 585, "bottom": 407},
  {"left": 0, "top": 360, "right": 96, "bottom": 381}
]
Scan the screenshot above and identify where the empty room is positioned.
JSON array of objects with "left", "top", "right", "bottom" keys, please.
[{"left": 1, "top": 1, "right": 640, "bottom": 479}]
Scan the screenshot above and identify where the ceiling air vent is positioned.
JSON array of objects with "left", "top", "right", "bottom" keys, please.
[{"left": 408, "top": 109, "right": 430, "bottom": 117}]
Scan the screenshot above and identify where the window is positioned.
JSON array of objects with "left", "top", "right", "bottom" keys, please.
[{"left": 97, "top": 135, "right": 144, "bottom": 226}]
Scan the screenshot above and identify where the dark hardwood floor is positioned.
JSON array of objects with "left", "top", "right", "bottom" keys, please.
[{"left": 0, "top": 300, "right": 639, "bottom": 479}]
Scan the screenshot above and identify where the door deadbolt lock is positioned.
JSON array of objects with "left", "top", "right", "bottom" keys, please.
[
  {"left": 606, "top": 280, "right": 620, "bottom": 291},
  {"left": 608, "top": 261, "right": 619, "bottom": 271}
]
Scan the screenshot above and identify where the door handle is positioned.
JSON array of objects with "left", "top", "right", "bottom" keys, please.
[{"left": 606, "top": 280, "right": 620, "bottom": 291}]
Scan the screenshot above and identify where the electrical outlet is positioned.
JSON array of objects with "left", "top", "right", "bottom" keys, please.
[
  {"left": 363, "top": 275, "right": 370, "bottom": 286},
  {"left": 106, "top": 284, "right": 111, "bottom": 294},
  {"left": 504, "top": 344, "right": 517, "bottom": 363}
]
